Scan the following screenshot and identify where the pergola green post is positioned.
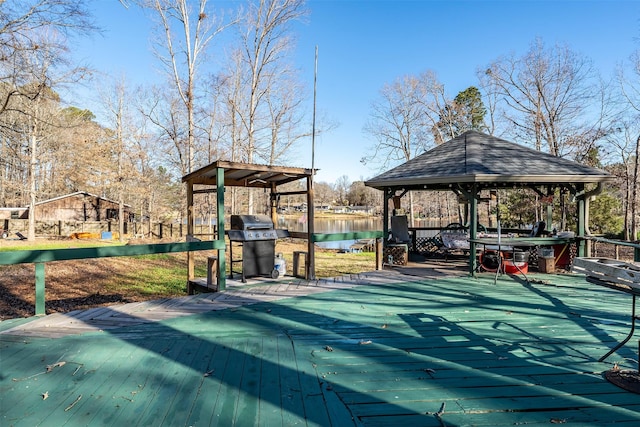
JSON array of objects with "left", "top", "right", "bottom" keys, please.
[
  {"left": 576, "top": 183, "right": 586, "bottom": 257},
  {"left": 35, "top": 262, "right": 45, "bottom": 315},
  {"left": 306, "top": 174, "right": 316, "bottom": 280},
  {"left": 468, "top": 184, "right": 479, "bottom": 276},
  {"left": 217, "top": 166, "right": 226, "bottom": 291},
  {"left": 383, "top": 188, "right": 391, "bottom": 241}
]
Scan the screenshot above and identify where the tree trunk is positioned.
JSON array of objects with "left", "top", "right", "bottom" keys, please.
[
  {"left": 28, "top": 131, "right": 37, "bottom": 241},
  {"left": 631, "top": 134, "right": 640, "bottom": 240}
]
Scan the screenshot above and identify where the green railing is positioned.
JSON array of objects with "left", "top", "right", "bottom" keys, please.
[
  {"left": 585, "top": 236, "right": 640, "bottom": 262},
  {"left": 0, "top": 240, "right": 225, "bottom": 316},
  {"left": 311, "top": 231, "right": 383, "bottom": 243}
]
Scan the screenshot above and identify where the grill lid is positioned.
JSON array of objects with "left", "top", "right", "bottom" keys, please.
[{"left": 231, "top": 214, "right": 274, "bottom": 231}]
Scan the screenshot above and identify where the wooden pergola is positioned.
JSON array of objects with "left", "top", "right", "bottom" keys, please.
[
  {"left": 365, "top": 131, "right": 615, "bottom": 275},
  {"left": 182, "top": 161, "right": 316, "bottom": 290}
]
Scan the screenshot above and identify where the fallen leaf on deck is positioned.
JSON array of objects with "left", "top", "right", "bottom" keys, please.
[{"left": 46, "top": 361, "right": 66, "bottom": 373}]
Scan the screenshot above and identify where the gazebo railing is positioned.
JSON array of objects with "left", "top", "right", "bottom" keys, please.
[{"left": 585, "top": 236, "right": 640, "bottom": 262}]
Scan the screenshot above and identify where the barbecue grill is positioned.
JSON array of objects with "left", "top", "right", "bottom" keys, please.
[{"left": 228, "top": 214, "right": 286, "bottom": 282}]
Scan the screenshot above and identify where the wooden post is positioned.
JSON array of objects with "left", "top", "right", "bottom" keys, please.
[
  {"left": 270, "top": 183, "right": 278, "bottom": 226},
  {"left": 468, "top": 184, "right": 478, "bottom": 277},
  {"left": 306, "top": 175, "right": 316, "bottom": 280},
  {"left": 383, "top": 188, "right": 391, "bottom": 241},
  {"left": 35, "top": 262, "right": 45, "bottom": 315},
  {"left": 217, "top": 166, "right": 226, "bottom": 291},
  {"left": 576, "top": 183, "right": 586, "bottom": 258},
  {"left": 392, "top": 195, "right": 401, "bottom": 210},
  {"left": 187, "top": 181, "right": 194, "bottom": 281},
  {"left": 375, "top": 238, "right": 383, "bottom": 270}
]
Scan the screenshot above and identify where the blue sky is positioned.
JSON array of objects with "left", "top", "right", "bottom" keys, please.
[{"left": 72, "top": 0, "right": 640, "bottom": 184}]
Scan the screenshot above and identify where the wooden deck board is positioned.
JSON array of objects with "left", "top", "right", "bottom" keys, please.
[
  {"left": 180, "top": 339, "right": 231, "bottom": 425},
  {"left": 2, "top": 271, "right": 640, "bottom": 425}
]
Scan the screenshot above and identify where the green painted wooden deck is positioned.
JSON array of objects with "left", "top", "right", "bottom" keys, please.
[{"left": 1, "top": 270, "right": 640, "bottom": 426}]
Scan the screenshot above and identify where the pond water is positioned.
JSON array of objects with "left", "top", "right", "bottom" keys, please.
[{"left": 276, "top": 216, "right": 383, "bottom": 250}]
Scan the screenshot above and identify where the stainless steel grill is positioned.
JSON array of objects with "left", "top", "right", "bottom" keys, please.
[
  {"left": 228, "top": 214, "right": 278, "bottom": 241},
  {"left": 228, "top": 214, "right": 282, "bottom": 282}
]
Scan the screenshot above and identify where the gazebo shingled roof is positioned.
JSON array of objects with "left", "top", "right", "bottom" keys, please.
[
  {"left": 364, "top": 130, "right": 614, "bottom": 276},
  {"left": 365, "top": 130, "right": 613, "bottom": 191}
]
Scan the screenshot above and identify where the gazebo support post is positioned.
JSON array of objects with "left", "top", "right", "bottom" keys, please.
[
  {"left": 468, "top": 184, "right": 479, "bottom": 276},
  {"left": 576, "top": 183, "right": 586, "bottom": 258},
  {"left": 216, "top": 166, "right": 226, "bottom": 291},
  {"left": 383, "top": 188, "right": 392, "bottom": 241}
]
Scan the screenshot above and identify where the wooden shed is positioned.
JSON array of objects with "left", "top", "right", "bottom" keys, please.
[{"left": 26, "top": 191, "right": 134, "bottom": 222}]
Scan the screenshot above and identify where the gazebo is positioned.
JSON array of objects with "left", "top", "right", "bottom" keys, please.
[
  {"left": 182, "top": 161, "right": 316, "bottom": 290},
  {"left": 365, "top": 130, "right": 615, "bottom": 275}
]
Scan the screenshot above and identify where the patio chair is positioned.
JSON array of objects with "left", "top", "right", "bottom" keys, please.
[
  {"left": 384, "top": 215, "right": 412, "bottom": 266},
  {"left": 530, "top": 221, "right": 546, "bottom": 237},
  {"left": 390, "top": 215, "right": 412, "bottom": 244}
]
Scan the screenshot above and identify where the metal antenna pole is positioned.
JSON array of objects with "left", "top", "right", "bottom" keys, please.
[{"left": 312, "top": 45, "right": 317, "bottom": 172}]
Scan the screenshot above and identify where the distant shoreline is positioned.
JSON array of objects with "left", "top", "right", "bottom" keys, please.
[{"left": 279, "top": 211, "right": 379, "bottom": 220}]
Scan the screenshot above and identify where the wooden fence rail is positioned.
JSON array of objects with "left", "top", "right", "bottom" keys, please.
[{"left": 0, "top": 240, "right": 225, "bottom": 316}]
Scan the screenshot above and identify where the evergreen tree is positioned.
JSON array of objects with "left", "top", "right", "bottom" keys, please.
[{"left": 433, "top": 86, "right": 486, "bottom": 143}]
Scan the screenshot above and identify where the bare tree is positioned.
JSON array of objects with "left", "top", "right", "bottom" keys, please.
[
  {"left": 140, "top": 0, "right": 231, "bottom": 174},
  {"left": 362, "top": 74, "right": 431, "bottom": 170},
  {"left": 362, "top": 71, "right": 451, "bottom": 225},
  {"left": 0, "top": 1, "right": 95, "bottom": 238},
  {"left": 219, "top": 0, "right": 307, "bottom": 213},
  {"left": 233, "top": 0, "right": 306, "bottom": 160},
  {"left": 99, "top": 77, "right": 143, "bottom": 240},
  {"left": 612, "top": 50, "right": 640, "bottom": 240},
  {"left": 483, "top": 38, "right": 601, "bottom": 157},
  {"left": 334, "top": 175, "right": 350, "bottom": 206},
  {"left": 265, "top": 67, "right": 310, "bottom": 164},
  {"left": 0, "top": 0, "right": 95, "bottom": 117}
]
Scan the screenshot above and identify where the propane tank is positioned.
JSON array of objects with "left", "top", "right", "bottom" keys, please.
[{"left": 274, "top": 253, "right": 287, "bottom": 277}]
